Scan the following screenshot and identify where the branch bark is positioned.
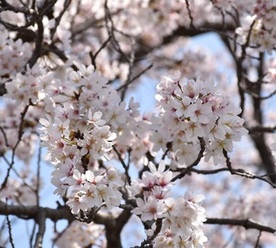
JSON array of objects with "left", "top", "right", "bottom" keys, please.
[
  {"left": 0, "top": 202, "right": 130, "bottom": 248},
  {"left": 0, "top": 202, "right": 110, "bottom": 225},
  {"left": 205, "top": 218, "right": 276, "bottom": 234}
]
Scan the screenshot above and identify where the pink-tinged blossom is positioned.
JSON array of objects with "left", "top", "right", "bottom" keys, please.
[
  {"left": 128, "top": 161, "right": 173, "bottom": 200},
  {"left": 152, "top": 194, "right": 207, "bottom": 248},
  {"left": 132, "top": 197, "right": 164, "bottom": 221},
  {"left": 80, "top": 184, "right": 102, "bottom": 208},
  {"left": 87, "top": 110, "right": 106, "bottom": 126},
  {"left": 175, "top": 143, "right": 200, "bottom": 167},
  {"left": 66, "top": 195, "right": 88, "bottom": 215},
  {"left": 133, "top": 192, "right": 207, "bottom": 248},
  {"left": 188, "top": 100, "right": 212, "bottom": 124},
  {"left": 59, "top": 167, "right": 124, "bottom": 214},
  {"left": 105, "top": 168, "right": 124, "bottom": 187},
  {"left": 0, "top": 172, "right": 37, "bottom": 205},
  {"left": 148, "top": 161, "right": 173, "bottom": 187}
]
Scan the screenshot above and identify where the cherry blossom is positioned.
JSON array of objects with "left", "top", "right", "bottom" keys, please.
[
  {"left": 152, "top": 75, "right": 248, "bottom": 167},
  {"left": 0, "top": 1, "right": 275, "bottom": 247}
]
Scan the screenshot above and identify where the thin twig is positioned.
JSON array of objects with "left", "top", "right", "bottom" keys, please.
[
  {"left": 247, "top": 125, "right": 276, "bottom": 134},
  {"left": 185, "top": 0, "right": 195, "bottom": 29},
  {"left": 30, "top": 221, "right": 37, "bottom": 248},
  {"left": 0, "top": 125, "right": 9, "bottom": 147},
  {"left": 120, "top": 37, "right": 136, "bottom": 100},
  {"left": 254, "top": 231, "right": 262, "bottom": 248},
  {"left": 36, "top": 145, "right": 42, "bottom": 206},
  {"left": 0, "top": 104, "right": 31, "bottom": 191},
  {"left": 172, "top": 138, "right": 205, "bottom": 182},
  {"left": 116, "top": 64, "right": 153, "bottom": 91},
  {"left": 89, "top": 36, "right": 112, "bottom": 70},
  {"left": 133, "top": 218, "right": 163, "bottom": 248},
  {"left": 112, "top": 145, "right": 131, "bottom": 185},
  {"left": 237, "top": 19, "right": 256, "bottom": 118},
  {"left": 223, "top": 150, "right": 275, "bottom": 187},
  {"left": 243, "top": 87, "right": 276, "bottom": 100},
  {"left": 26, "top": 18, "right": 44, "bottom": 68},
  {"left": 104, "top": 0, "right": 129, "bottom": 63},
  {"left": 5, "top": 199, "right": 15, "bottom": 248},
  {"left": 52, "top": 221, "right": 74, "bottom": 247},
  {"left": 50, "top": 0, "right": 71, "bottom": 40}
]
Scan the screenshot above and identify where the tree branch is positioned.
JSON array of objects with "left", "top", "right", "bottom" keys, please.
[
  {"left": 205, "top": 218, "right": 276, "bottom": 234},
  {"left": 0, "top": 202, "right": 110, "bottom": 226},
  {"left": 34, "top": 209, "right": 46, "bottom": 248}
]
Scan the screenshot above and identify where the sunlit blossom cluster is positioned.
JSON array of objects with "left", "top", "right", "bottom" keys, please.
[
  {"left": 36, "top": 64, "right": 211, "bottom": 244},
  {"left": 151, "top": 74, "right": 248, "bottom": 166},
  {"left": 66, "top": 168, "right": 124, "bottom": 214},
  {"left": 153, "top": 195, "right": 207, "bottom": 248},
  {"left": 40, "top": 108, "right": 123, "bottom": 214},
  {"left": 38, "top": 64, "right": 128, "bottom": 213}
]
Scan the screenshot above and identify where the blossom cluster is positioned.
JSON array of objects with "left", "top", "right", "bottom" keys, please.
[
  {"left": 0, "top": 25, "right": 31, "bottom": 83},
  {"left": 63, "top": 168, "right": 124, "bottom": 215},
  {"left": 129, "top": 161, "right": 207, "bottom": 247},
  {"left": 38, "top": 64, "right": 129, "bottom": 214},
  {"left": 5, "top": 64, "right": 46, "bottom": 105},
  {"left": 0, "top": 168, "right": 37, "bottom": 205},
  {"left": 55, "top": 220, "right": 106, "bottom": 248},
  {"left": 0, "top": 103, "right": 38, "bottom": 162},
  {"left": 151, "top": 74, "right": 248, "bottom": 166},
  {"left": 40, "top": 109, "right": 123, "bottom": 214},
  {"left": 3, "top": 55, "right": 148, "bottom": 213},
  {"left": 0, "top": 26, "right": 44, "bottom": 163},
  {"left": 0, "top": 1, "right": 268, "bottom": 246},
  {"left": 236, "top": 0, "right": 276, "bottom": 53},
  {"left": 153, "top": 195, "right": 207, "bottom": 248}
]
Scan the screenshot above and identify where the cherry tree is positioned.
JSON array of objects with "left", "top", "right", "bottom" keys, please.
[{"left": 0, "top": 0, "right": 276, "bottom": 247}]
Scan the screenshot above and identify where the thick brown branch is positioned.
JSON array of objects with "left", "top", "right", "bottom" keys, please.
[
  {"left": 0, "top": 202, "right": 110, "bottom": 225},
  {"left": 133, "top": 22, "right": 236, "bottom": 61},
  {"left": 205, "top": 218, "right": 276, "bottom": 234},
  {"left": 105, "top": 209, "right": 132, "bottom": 248},
  {"left": 251, "top": 135, "right": 276, "bottom": 183},
  {"left": 34, "top": 209, "right": 46, "bottom": 248},
  {"left": 248, "top": 125, "right": 276, "bottom": 133}
]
